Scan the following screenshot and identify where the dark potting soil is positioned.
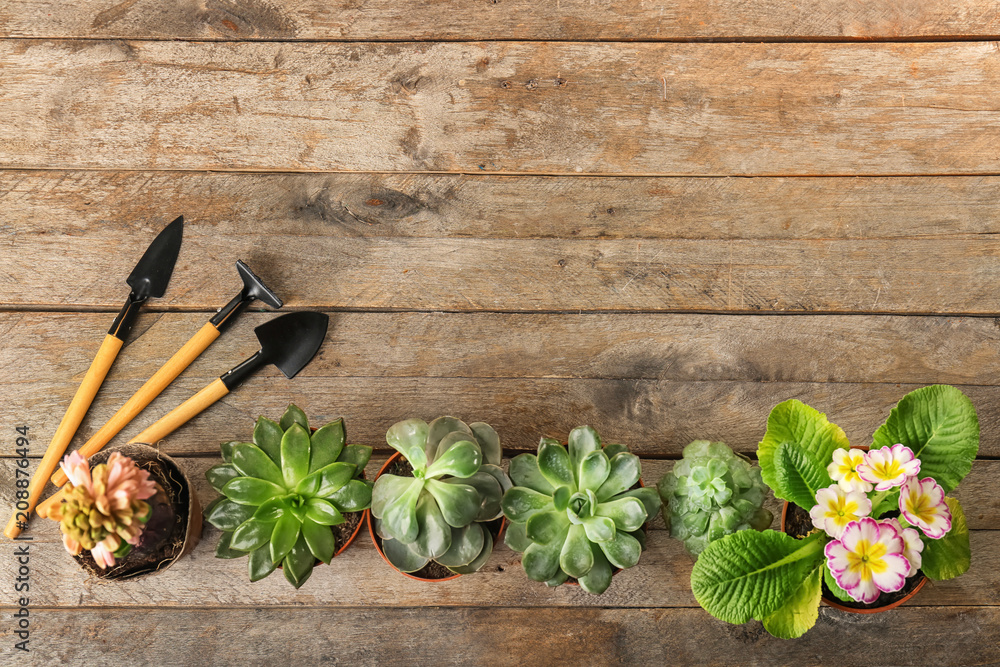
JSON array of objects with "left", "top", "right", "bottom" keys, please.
[
  {"left": 73, "top": 451, "right": 190, "bottom": 580},
  {"left": 377, "top": 457, "right": 502, "bottom": 580},
  {"left": 333, "top": 495, "right": 364, "bottom": 554},
  {"left": 783, "top": 502, "right": 925, "bottom": 609}
]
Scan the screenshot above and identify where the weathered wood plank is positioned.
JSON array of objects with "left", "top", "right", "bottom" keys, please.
[
  {"left": 5, "top": 312, "right": 1000, "bottom": 387},
  {"left": 3, "top": 41, "right": 1000, "bottom": 174},
  {"left": 4, "top": 377, "right": 1000, "bottom": 457},
  {"left": 6, "top": 232, "right": 1000, "bottom": 313},
  {"left": 4, "top": 606, "right": 999, "bottom": 666},
  {"left": 3, "top": 0, "right": 998, "bottom": 41},
  {"left": 8, "top": 171, "right": 1000, "bottom": 241}
]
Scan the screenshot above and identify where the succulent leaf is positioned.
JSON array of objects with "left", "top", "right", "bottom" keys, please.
[
  {"left": 470, "top": 422, "right": 502, "bottom": 466},
  {"left": 508, "top": 454, "right": 555, "bottom": 495},
  {"left": 425, "top": 479, "right": 481, "bottom": 527},
  {"left": 599, "top": 529, "right": 642, "bottom": 570},
  {"left": 580, "top": 515, "right": 616, "bottom": 543},
  {"left": 253, "top": 417, "right": 283, "bottom": 463},
  {"left": 501, "top": 487, "right": 554, "bottom": 523},
  {"left": 304, "top": 461, "right": 356, "bottom": 498},
  {"left": 447, "top": 528, "right": 493, "bottom": 575},
  {"left": 526, "top": 511, "right": 570, "bottom": 545},
  {"left": 434, "top": 431, "right": 479, "bottom": 464},
  {"left": 381, "top": 477, "right": 426, "bottom": 543},
  {"left": 248, "top": 544, "right": 277, "bottom": 581},
  {"left": 372, "top": 474, "right": 416, "bottom": 518},
  {"left": 444, "top": 470, "right": 504, "bottom": 521},
  {"left": 425, "top": 440, "right": 482, "bottom": 479},
  {"left": 252, "top": 497, "right": 289, "bottom": 522},
  {"left": 219, "top": 441, "right": 243, "bottom": 464},
  {"left": 436, "top": 523, "right": 485, "bottom": 568},
  {"left": 308, "top": 419, "right": 345, "bottom": 472},
  {"left": 578, "top": 543, "right": 614, "bottom": 595},
  {"left": 480, "top": 463, "right": 513, "bottom": 495},
  {"left": 206, "top": 464, "right": 240, "bottom": 494},
  {"left": 411, "top": 493, "right": 452, "bottom": 559},
  {"left": 578, "top": 449, "right": 612, "bottom": 492},
  {"left": 537, "top": 441, "right": 576, "bottom": 490},
  {"left": 214, "top": 530, "right": 246, "bottom": 559},
  {"left": 327, "top": 479, "right": 373, "bottom": 513},
  {"left": 304, "top": 498, "right": 344, "bottom": 526},
  {"left": 559, "top": 523, "right": 594, "bottom": 578},
  {"left": 504, "top": 520, "right": 531, "bottom": 552},
  {"left": 382, "top": 536, "right": 430, "bottom": 573},
  {"left": 425, "top": 417, "right": 473, "bottom": 462},
  {"left": 231, "top": 519, "right": 276, "bottom": 552},
  {"left": 270, "top": 513, "right": 301, "bottom": 563},
  {"left": 386, "top": 418, "right": 430, "bottom": 467},
  {"left": 283, "top": 533, "right": 314, "bottom": 589},
  {"left": 337, "top": 444, "right": 373, "bottom": 472},
  {"left": 223, "top": 477, "right": 285, "bottom": 506},
  {"left": 232, "top": 443, "right": 285, "bottom": 487},
  {"left": 568, "top": 426, "right": 602, "bottom": 469},
  {"left": 302, "top": 517, "right": 336, "bottom": 564},
  {"left": 595, "top": 453, "right": 641, "bottom": 501},
  {"left": 602, "top": 444, "right": 628, "bottom": 458},
  {"left": 523, "top": 536, "right": 565, "bottom": 582},
  {"left": 279, "top": 404, "right": 310, "bottom": 432},
  {"left": 280, "top": 423, "right": 311, "bottom": 487},
  {"left": 594, "top": 496, "right": 647, "bottom": 532},
  {"left": 205, "top": 498, "right": 256, "bottom": 531},
  {"left": 617, "top": 487, "right": 661, "bottom": 520}
]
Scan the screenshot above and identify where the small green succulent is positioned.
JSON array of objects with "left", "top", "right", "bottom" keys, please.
[
  {"left": 501, "top": 426, "right": 661, "bottom": 595},
  {"left": 371, "top": 417, "right": 510, "bottom": 575},
  {"left": 204, "top": 405, "right": 373, "bottom": 588},
  {"left": 657, "top": 440, "right": 772, "bottom": 557}
]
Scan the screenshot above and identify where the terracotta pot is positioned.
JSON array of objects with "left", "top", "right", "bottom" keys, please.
[
  {"left": 780, "top": 500, "right": 927, "bottom": 613},
  {"left": 367, "top": 452, "right": 505, "bottom": 582},
  {"left": 71, "top": 443, "right": 202, "bottom": 580}
]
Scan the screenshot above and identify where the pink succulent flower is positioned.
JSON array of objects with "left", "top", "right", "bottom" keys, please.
[
  {"left": 825, "top": 517, "right": 910, "bottom": 604},
  {"left": 883, "top": 517, "right": 924, "bottom": 577},
  {"left": 899, "top": 477, "right": 952, "bottom": 539},
  {"left": 827, "top": 448, "right": 873, "bottom": 494},
  {"left": 809, "top": 484, "right": 872, "bottom": 539},
  {"left": 59, "top": 451, "right": 93, "bottom": 494},
  {"left": 857, "top": 444, "right": 921, "bottom": 492}
]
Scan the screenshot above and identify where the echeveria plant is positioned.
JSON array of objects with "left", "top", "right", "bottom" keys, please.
[
  {"left": 691, "top": 385, "right": 977, "bottom": 638},
  {"left": 204, "top": 405, "right": 373, "bottom": 589},
  {"left": 371, "top": 417, "right": 510, "bottom": 575},
  {"left": 657, "top": 440, "right": 772, "bottom": 556},
  {"left": 501, "top": 426, "right": 661, "bottom": 594}
]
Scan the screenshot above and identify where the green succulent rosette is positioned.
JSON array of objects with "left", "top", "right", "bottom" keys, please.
[
  {"left": 204, "top": 404, "right": 373, "bottom": 589},
  {"left": 371, "top": 417, "right": 511, "bottom": 575},
  {"left": 501, "top": 426, "right": 661, "bottom": 595}
]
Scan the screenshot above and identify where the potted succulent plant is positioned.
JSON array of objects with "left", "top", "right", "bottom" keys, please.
[
  {"left": 204, "top": 405, "right": 373, "bottom": 589},
  {"left": 369, "top": 417, "right": 510, "bottom": 580},
  {"left": 657, "top": 440, "right": 772, "bottom": 557},
  {"left": 690, "top": 385, "right": 977, "bottom": 638},
  {"left": 501, "top": 426, "right": 661, "bottom": 594},
  {"left": 47, "top": 444, "right": 202, "bottom": 580}
]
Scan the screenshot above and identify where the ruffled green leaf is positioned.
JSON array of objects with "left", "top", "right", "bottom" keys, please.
[
  {"left": 448, "top": 528, "right": 494, "bottom": 575},
  {"left": 578, "top": 542, "right": 613, "bottom": 595},
  {"left": 538, "top": 441, "right": 575, "bottom": 490},
  {"left": 526, "top": 510, "right": 571, "bottom": 545},
  {"left": 425, "top": 440, "right": 482, "bottom": 479},
  {"left": 248, "top": 544, "right": 276, "bottom": 582},
  {"left": 691, "top": 530, "right": 827, "bottom": 625},
  {"left": 253, "top": 417, "right": 283, "bottom": 463},
  {"left": 214, "top": 531, "right": 246, "bottom": 559},
  {"left": 425, "top": 479, "right": 480, "bottom": 527},
  {"left": 436, "top": 523, "right": 485, "bottom": 567},
  {"left": 922, "top": 497, "right": 971, "bottom": 580},
  {"left": 230, "top": 518, "right": 276, "bottom": 552},
  {"left": 302, "top": 517, "right": 336, "bottom": 564},
  {"left": 305, "top": 497, "right": 344, "bottom": 526},
  {"left": 280, "top": 423, "right": 311, "bottom": 488},
  {"left": 309, "top": 419, "right": 345, "bottom": 472},
  {"left": 501, "top": 486, "right": 553, "bottom": 523},
  {"left": 411, "top": 493, "right": 452, "bottom": 559},
  {"left": 762, "top": 563, "right": 823, "bottom": 639},
  {"left": 206, "top": 464, "right": 240, "bottom": 493},
  {"left": 595, "top": 496, "right": 648, "bottom": 532},
  {"left": 595, "top": 453, "right": 641, "bottom": 501},
  {"left": 386, "top": 418, "right": 429, "bottom": 468},
  {"left": 568, "top": 426, "right": 602, "bottom": 469},
  {"left": 232, "top": 443, "right": 285, "bottom": 487},
  {"left": 425, "top": 417, "right": 472, "bottom": 462},
  {"left": 222, "top": 477, "right": 285, "bottom": 506},
  {"left": 270, "top": 514, "right": 301, "bottom": 563},
  {"left": 470, "top": 422, "right": 502, "bottom": 466},
  {"left": 757, "top": 400, "right": 847, "bottom": 511},
  {"left": 381, "top": 477, "right": 425, "bottom": 543},
  {"left": 283, "top": 533, "right": 315, "bottom": 589},
  {"left": 560, "top": 523, "right": 594, "bottom": 578},
  {"left": 578, "top": 449, "right": 612, "bottom": 493},
  {"left": 337, "top": 445, "right": 372, "bottom": 473},
  {"left": 509, "top": 453, "right": 554, "bottom": 495},
  {"left": 279, "top": 404, "right": 310, "bottom": 432},
  {"left": 381, "top": 537, "right": 429, "bottom": 573},
  {"left": 327, "top": 479, "right": 372, "bottom": 513},
  {"left": 872, "top": 385, "right": 979, "bottom": 494}
]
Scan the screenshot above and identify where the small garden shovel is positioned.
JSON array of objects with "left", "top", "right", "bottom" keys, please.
[
  {"left": 36, "top": 311, "right": 329, "bottom": 518},
  {"left": 48, "top": 260, "right": 282, "bottom": 488},
  {"left": 5, "top": 216, "right": 184, "bottom": 539}
]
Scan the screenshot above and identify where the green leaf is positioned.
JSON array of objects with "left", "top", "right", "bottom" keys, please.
[
  {"left": 523, "top": 529, "right": 568, "bottom": 582},
  {"left": 337, "top": 445, "right": 372, "bottom": 473},
  {"left": 595, "top": 497, "right": 647, "bottom": 532},
  {"left": 280, "top": 404, "right": 310, "bottom": 432},
  {"left": 425, "top": 479, "right": 480, "bottom": 527},
  {"left": 214, "top": 531, "right": 247, "bottom": 559},
  {"left": 568, "top": 426, "right": 602, "bottom": 469},
  {"left": 305, "top": 498, "right": 345, "bottom": 526},
  {"left": 252, "top": 497, "right": 288, "bottom": 522},
  {"left": 222, "top": 477, "right": 285, "bottom": 506},
  {"left": 602, "top": 444, "right": 628, "bottom": 459},
  {"left": 232, "top": 443, "right": 285, "bottom": 487},
  {"left": 301, "top": 461, "right": 356, "bottom": 498},
  {"left": 447, "top": 528, "right": 494, "bottom": 575},
  {"left": 231, "top": 519, "right": 276, "bottom": 552},
  {"left": 504, "top": 520, "right": 531, "bottom": 552},
  {"left": 538, "top": 440, "right": 576, "bottom": 490},
  {"left": 372, "top": 474, "right": 417, "bottom": 517},
  {"left": 762, "top": 563, "right": 823, "bottom": 639},
  {"left": 617, "top": 487, "right": 661, "bottom": 520},
  {"left": 381, "top": 478, "right": 425, "bottom": 543},
  {"left": 436, "top": 523, "right": 485, "bottom": 567},
  {"left": 526, "top": 510, "right": 571, "bottom": 545},
  {"left": 283, "top": 533, "right": 315, "bottom": 588},
  {"left": 922, "top": 497, "right": 971, "bottom": 580},
  {"left": 479, "top": 463, "right": 512, "bottom": 495},
  {"left": 327, "top": 479, "right": 372, "bottom": 513},
  {"left": 581, "top": 515, "right": 616, "bottom": 543},
  {"left": 501, "top": 487, "right": 553, "bottom": 523},
  {"left": 691, "top": 530, "right": 828, "bottom": 625},
  {"left": 270, "top": 514, "right": 301, "bottom": 563},
  {"left": 823, "top": 563, "right": 854, "bottom": 602},
  {"left": 219, "top": 441, "right": 242, "bottom": 464},
  {"left": 578, "top": 543, "right": 614, "bottom": 595},
  {"left": 599, "top": 528, "right": 642, "bottom": 570},
  {"left": 248, "top": 544, "right": 276, "bottom": 582},
  {"left": 381, "top": 536, "right": 430, "bottom": 573},
  {"left": 302, "top": 518, "right": 336, "bottom": 564},
  {"left": 545, "top": 570, "right": 570, "bottom": 588},
  {"left": 470, "top": 422, "right": 502, "bottom": 466},
  {"left": 206, "top": 464, "right": 240, "bottom": 493},
  {"left": 560, "top": 523, "right": 594, "bottom": 578},
  {"left": 578, "top": 450, "right": 612, "bottom": 493},
  {"left": 595, "top": 453, "right": 641, "bottom": 502},
  {"left": 309, "top": 419, "right": 345, "bottom": 472},
  {"left": 411, "top": 493, "right": 452, "bottom": 559},
  {"left": 425, "top": 417, "right": 472, "bottom": 462},
  {"left": 445, "top": 470, "right": 503, "bottom": 522},
  {"left": 508, "top": 454, "right": 554, "bottom": 494},
  {"left": 386, "top": 418, "right": 429, "bottom": 468},
  {"left": 872, "top": 385, "right": 979, "bottom": 494},
  {"left": 205, "top": 498, "right": 256, "bottom": 531},
  {"left": 434, "top": 431, "right": 479, "bottom": 464},
  {"left": 253, "top": 417, "right": 283, "bottom": 463},
  {"left": 425, "top": 440, "right": 482, "bottom": 479},
  {"left": 757, "top": 400, "right": 848, "bottom": 511},
  {"left": 280, "top": 423, "right": 312, "bottom": 487}
]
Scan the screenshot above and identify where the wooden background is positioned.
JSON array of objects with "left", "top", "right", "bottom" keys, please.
[{"left": 2, "top": 2, "right": 999, "bottom": 664}]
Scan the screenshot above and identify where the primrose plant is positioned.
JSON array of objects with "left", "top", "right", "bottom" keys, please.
[
  {"left": 501, "top": 426, "right": 661, "bottom": 594},
  {"left": 691, "top": 385, "right": 978, "bottom": 639},
  {"left": 205, "top": 405, "right": 373, "bottom": 589},
  {"left": 371, "top": 417, "right": 511, "bottom": 575}
]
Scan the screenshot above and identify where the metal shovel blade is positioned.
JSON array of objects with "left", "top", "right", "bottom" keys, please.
[
  {"left": 126, "top": 215, "right": 184, "bottom": 299},
  {"left": 256, "top": 311, "right": 329, "bottom": 379}
]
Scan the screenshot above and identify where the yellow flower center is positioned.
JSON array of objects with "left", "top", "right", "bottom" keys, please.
[
  {"left": 905, "top": 488, "right": 938, "bottom": 521},
  {"left": 870, "top": 459, "right": 904, "bottom": 481},
  {"left": 845, "top": 539, "right": 889, "bottom": 580}
]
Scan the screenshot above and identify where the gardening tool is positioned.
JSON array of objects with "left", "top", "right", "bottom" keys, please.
[
  {"left": 5, "top": 216, "right": 184, "bottom": 539},
  {"left": 47, "top": 260, "right": 282, "bottom": 488},
  {"left": 36, "top": 311, "right": 329, "bottom": 518}
]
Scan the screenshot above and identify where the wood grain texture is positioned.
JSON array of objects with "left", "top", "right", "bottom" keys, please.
[
  {"left": 6, "top": 170, "right": 1000, "bottom": 241},
  {"left": 4, "top": 41, "right": 1000, "bottom": 175},
  {"left": 3, "top": 0, "right": 999, "bottom": 41},
  {"left": 3, "top": 606, "right": 999, "bottom": 666}
]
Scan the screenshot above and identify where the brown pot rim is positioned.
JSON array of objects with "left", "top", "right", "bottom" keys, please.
[
  {"left": 779, "top": 499, "right": 928, "bottom": 613},
  {"left": 368, "top": 451, "right": 506, "bottom": 582}
]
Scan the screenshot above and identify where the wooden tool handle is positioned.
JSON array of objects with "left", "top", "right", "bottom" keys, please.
[
  {"left": 5, "top": 334, "right": 123, "bottom": 539},
  {"left": 49, "top": 322, "right": 221, "bottom": 487},
  {"left": 128, "top": 378, "right": 230, "bottom": 446}
]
